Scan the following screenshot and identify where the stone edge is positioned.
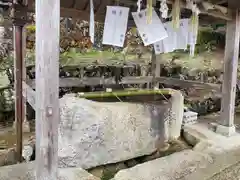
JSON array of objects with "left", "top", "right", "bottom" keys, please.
[
  {"left": 111, "top": 141, "right": 240, "bottom": 180},
  {"left": 185, "top": 142, "right": 240, "bottom": 180}
]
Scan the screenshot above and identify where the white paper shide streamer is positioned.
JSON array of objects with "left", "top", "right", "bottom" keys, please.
[
  {"left": 186, "top": 0, "right": 200, "bottom": 56},
  {"left": 132, "top": 9, "right": 168, "bottom": 46},
  {"left": 102, "top": 6, "right": 129, "bottom": 47},
  {"left": 154, "top": 19, "right": 189, "bottom": 54},
  {"left": 89, "top": 0, "right": 95, "bottom": 44},
  {"left": 137, "top": 0, "right": 142, "bottom": 12},
  {"left": 160, "top": 0, "right": 168, "bottom": 19}
]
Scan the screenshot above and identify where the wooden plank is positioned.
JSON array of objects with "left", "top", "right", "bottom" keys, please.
[
  {"left": 220, "top": 8, "right": 240, "bottom": 127},
  {"left": 27, "top": 77, "right": 151, "bottom": 88},
  {"left": 22, "top": 81, "right": 36, "bottom": 110},
  {"left": 27, "top": 77, "right": 115, "bottom": 88},
  {"left": 121, "top": 76, "right": 153, "bottom": 85},
  {"left": 151, "top": 49, "right": 156, "bottom": 88},
  {"left": 27, "top": 76, "right": 220, "bottom": 91},
  {"left": 151, "top": 49, "right": 161, "bottom": 89},
  {"left": 35, "top": 0, "right": 60, "bottom": 179},
  {"left": 140, "top": 65, "right": 149, "bottom": 88},
  {"left": 154, "top": 61, "right": 161, "bottom": 88},
  {"left": 155, "top": 77, "right": 220, "bottom": 90}
]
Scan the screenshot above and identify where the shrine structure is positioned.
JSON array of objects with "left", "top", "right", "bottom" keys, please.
[{"left": 0, "top": 0, "right": 239, "bottom": 179}]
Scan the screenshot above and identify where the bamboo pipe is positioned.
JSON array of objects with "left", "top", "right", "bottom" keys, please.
[{"left": 76, "top": 88, "right": 174, "bottom": 99}]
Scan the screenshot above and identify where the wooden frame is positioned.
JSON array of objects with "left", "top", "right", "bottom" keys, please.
[
  {"left": 10, "top": 0, "right": 233, "bottom": 21},
  {"left": 34, "top": 0, "right": 60, "bottom": 179},
  {"left": 9, "top": 0, "right": 240, "bottom": 179},
  {"left": 216, "top": 1, "right": 240, "bottom": 136}
]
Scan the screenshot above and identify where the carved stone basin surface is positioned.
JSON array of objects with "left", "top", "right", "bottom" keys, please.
[{"left": 58, "top": 89, "right": 183, "bottom": 169}]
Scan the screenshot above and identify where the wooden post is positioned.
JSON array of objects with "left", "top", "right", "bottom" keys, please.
[
  {"left": 216, "top": 7, "right": 240, "bottom": 136},
  {"left": 151, "top": 48, "right": 160, "bottom": 89},
  {"left": 154, "top": 60, "right": 161, "bottom": 89},
  {"left": 140, "top": 65, "right": 148, "bottom": 88},
  {"left": 22, "top": 25, "right": 30, "bottom": 133},
  {"left": 13, "top": 24, "right": 24, "bottom": 163},
  {"left": 35, "top": 0, "right": 60, "bottom": 179},
  {"left": 12, "top": 0, "right": 29, "bottom": 162}
]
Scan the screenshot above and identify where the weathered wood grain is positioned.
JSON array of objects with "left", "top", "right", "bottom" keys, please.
[
  {"left": 151, "top": 49, "right": 161, "bottom": 89},
  {"left": 13, "top": 25, "right": 24, "bottom": 163},
  {"left": 27, "top": 76, "right": 221, "bottom": 91},
  {"left": 35, "top": 0, "right": 60, "bottom": 179},
  {"left": 219, "top": 8, "right": 240, "bottom": 127}
]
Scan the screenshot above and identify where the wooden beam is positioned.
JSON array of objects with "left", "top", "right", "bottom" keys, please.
[
  {"left": 159, "top": 0, "right": 232, "bottom": 21},
  {"left": 35, "top": 0, "right": 60, "bottom": 179},
  {"left": 22, "top": 76, "right": 220, "bottom": 113},
  {"left": 27, "top": 76, "right": 220, "bottom": 91},
  {"left": 61, "top": 1, "right": 231, "bottom": 21},
  {"left": 219, "top": 8, "right": 240, "bottom": 130},
  {"left": 155, "top": 60, "right": 161, "bottom": 88},
  {"left": 11, "top": 0, "right": 231, "bottom": 23},
  {"left": 151, "top": 49, "right": 156, "bottom": 88},
  {"left": 151, "top": 49, "right": 161, "bottom": 89}
]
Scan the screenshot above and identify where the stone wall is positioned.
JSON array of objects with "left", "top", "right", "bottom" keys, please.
[{"left": 0, "top": 162, "right": 100, "bottom": 180}]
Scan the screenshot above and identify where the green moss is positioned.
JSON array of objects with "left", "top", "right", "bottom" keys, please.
[
  {"left": 26, "top": 24, "right": 36, "bottom": 32},
  {"left": 101, "top": 170, "right": 116, "bottom": 180},
  {"left": 196, "top": 28, "right": 225, "bottom": 53}
]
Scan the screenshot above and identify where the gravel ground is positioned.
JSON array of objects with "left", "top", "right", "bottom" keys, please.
[{"left": 209, "top": 162, "right": 240, "bottom": 180}]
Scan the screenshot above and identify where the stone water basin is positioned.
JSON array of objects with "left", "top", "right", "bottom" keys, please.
[
  {"left": 0, "top": 89, "right": 185, "bottom": 172},
  {"left": 57, "top": 89, "right": 184, "bottom": 169}
]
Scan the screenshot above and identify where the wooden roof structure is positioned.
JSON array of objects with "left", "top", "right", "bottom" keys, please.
[
  {"left": 30, "top": 0, "right": 231, "bottom": 21},
  {"left": 0, "top": 0, "right": 236, "bottom": 25},
  {"left": 11, "top": 0, "right": 235, "bottom": 19},
  {"left": 4, "top": 0, "right": 240, "bottom": 179}
]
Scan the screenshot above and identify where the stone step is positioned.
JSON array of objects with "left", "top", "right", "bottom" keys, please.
[
  {"left": 111, "top": 150, "right": 211, "bottom": 180},
  {"left": 0, "top": 162, "right": 100, "bottom": 180}
]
